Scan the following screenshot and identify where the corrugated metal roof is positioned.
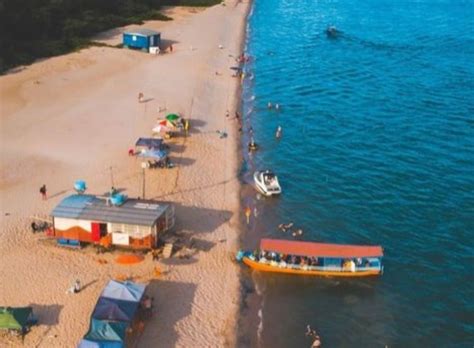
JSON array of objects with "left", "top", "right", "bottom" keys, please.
[
  {"left": 51, "top": 194, "right": 169, "bottom": 226},
  {"left": 124, "top": 28, "right": 160, "bottom": 37},
  {"left": 260, "top": 239, "right": 384, "bottom": 258}
]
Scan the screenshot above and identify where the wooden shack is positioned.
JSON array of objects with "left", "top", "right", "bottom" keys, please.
[{"left": 50, "top": 194, "right": 174, "bottom": 249}]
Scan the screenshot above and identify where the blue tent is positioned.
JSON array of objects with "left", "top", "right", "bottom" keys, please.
[
  {"left": 92, "top": 297, "right": 139, "bottom": 322},
  {"left": 78, "top": 339, "right": 123, "bottom": 348},
  {"left": 84, "top": 319, "right": 127, "bottom": 344},
  {"left": 100, "top": 280, "right": 145, "bottom": 303}
]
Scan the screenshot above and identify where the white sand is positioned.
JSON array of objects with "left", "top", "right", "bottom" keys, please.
[{"left": 0, "top": 1, "right": 249, "bottom": 347}]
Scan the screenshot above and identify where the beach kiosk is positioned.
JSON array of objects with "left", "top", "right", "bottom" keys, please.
[
  {"left": 123, "top": 28, "right": 161, "bottom": 52},
  {"left": 50, "top": 194, "right": 174, "bottom": 249}
]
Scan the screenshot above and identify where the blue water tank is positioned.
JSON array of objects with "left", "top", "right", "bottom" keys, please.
[
  {"left": 110, "top": 194, "right": 127, "bottom": 206},
  {"left": 74, "top": 180, "right": 87, "bottom": 194}
]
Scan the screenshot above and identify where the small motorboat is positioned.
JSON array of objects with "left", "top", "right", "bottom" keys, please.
[{"left": 253, "top": 170, "right": 281, "bottom": 196}]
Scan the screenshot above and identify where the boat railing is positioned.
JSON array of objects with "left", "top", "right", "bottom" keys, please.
[{"left": 255, "top": 257, "right": 380, "bottom": 272}]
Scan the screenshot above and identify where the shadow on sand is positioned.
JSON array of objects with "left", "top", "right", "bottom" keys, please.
[
  {"left": 138, "top": 280, "right": 196, "bottom": 348},
  {"left": 188, "top": 119, "right": 207, "bottom": 134},
  {"left": 172, "top": 203, "right": 233, "bottom": 235},
  {"left": 159, "top": 39, "right": 179, "bottom": 52},
  {"left": 152, "top": 179, "right": 232, "bottom": 199},
  {"left": 169, "top": 156, "right": 195, "bottom": 167},
  {"left": 29, "top": 304, "right": 63, "bottom": 326}
]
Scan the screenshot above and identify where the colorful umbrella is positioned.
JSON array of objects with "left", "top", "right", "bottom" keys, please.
[
  {"left": 166, "top": 113, "right": 180, "bottom": 121},
  {"left": 152, "top": 124, "right": 170, "bottom": 133}
]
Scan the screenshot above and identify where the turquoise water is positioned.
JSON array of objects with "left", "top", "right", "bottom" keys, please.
[{"left": 239, "top": 0, "right": 474, "bottom": 346}]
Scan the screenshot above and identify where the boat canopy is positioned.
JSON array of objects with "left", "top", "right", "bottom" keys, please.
[{"left": 260, "top": 239, "right": 383, "bottom": 258}]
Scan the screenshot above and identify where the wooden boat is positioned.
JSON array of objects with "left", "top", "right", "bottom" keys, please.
[{"left": 237, "top": 238, "right": 383, "bottom": 277}]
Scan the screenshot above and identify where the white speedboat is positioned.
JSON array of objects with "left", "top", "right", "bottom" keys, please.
[{"left": 254, "top": 170, "right": 281, "bottom": 196}]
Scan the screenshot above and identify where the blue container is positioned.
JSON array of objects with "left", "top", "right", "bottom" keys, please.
[
  {"left": 123, "top": 28, "right": 161, "bottom": 50},
  {"left": 74, "top": 180, "right": 87, "bottom": 194},
  {"left": 110, "top": 194, "right": 127, "bottom": 206}
]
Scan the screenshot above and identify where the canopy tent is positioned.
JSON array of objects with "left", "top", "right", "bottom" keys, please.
[
  {"left": 260, "top": 239, "right": 383, "bottom": 258},
  {"left": 78, "top": 339, "right": 124, "bottom": 348},
  {"left": 100, "top": 280, "right": 146, "bottom": 303},
  {"left": 0, "top": 307, "right": 34, "bottom": 331},
  {"left": 84, "top": 319, "right": 127, "bottom": 343},
  {"left": 135, "top": 138, "right": 164, "bottom": 149},
  {"left": 136, "top": 149, "right": 167, "bottom": 161},
  {"left": 92, "top": 297, "right": 139, "bottom": 322}
]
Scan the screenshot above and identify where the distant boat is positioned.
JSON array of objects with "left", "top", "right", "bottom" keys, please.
[
  {"left": 237, "top": 238, "right": 384, "bottom": 277},
  {"left": 254, "top": 170, "right": 281, "bottom": 196}
]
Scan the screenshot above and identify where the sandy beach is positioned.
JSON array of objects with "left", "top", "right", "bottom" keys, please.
[{"left": 0, "top": 1, "right": 249, "bottom": 347}]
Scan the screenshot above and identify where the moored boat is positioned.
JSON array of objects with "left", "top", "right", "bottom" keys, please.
[
  {"left": 253, "top": 170, "right": 281, "bottom": 196},
  {"left": 237, "top": 238, "right": 383, "bottom": 277}
]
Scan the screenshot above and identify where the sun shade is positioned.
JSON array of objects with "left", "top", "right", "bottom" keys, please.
[
  {"left": 100, "top": 280, "right": 145, "bottom": 302},
  {"left": 260, "top": 239, "right": 383, "bottom": 258}
]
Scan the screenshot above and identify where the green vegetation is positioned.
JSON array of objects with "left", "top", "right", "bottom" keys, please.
[{"left": 0, "top": 0, "right": 221, "bottom": 73}]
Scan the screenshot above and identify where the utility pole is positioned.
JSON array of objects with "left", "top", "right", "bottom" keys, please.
[
  {"left": 109, "top": 166, "right": 115, "bottom": 188},
  {"left": 142, "top": 168, "right": 146, "bottom": 199}
]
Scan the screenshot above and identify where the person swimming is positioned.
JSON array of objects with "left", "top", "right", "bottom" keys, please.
[
  {"left": 278, "top": 222, "right": 293, "bottom": 232},
  {"left": 326, "top": 25, "right": 342, "bottom": 38},
  {"left": 248, "top": 137, "right": 258, "bottom": 151}
]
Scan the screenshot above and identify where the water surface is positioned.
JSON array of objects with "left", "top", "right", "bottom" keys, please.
[{"left": 240, "top": 0, "right": 474, "bottom": 346}]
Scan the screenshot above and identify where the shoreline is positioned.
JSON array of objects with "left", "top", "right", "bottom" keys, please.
[{"left": 1, "top": 1, "right": 250, "bottom": 347}]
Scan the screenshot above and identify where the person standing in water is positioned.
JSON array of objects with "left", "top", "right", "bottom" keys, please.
[
  {"left": 244, "top": 206, "right": 252, "bottom": 224},
  {"left": 275, "top": 126, "right": 282, "bottom": 139}
]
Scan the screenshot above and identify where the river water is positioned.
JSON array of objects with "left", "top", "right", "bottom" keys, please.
[{"left": 238, "top": 0, "right": 474, "bottom": 346}]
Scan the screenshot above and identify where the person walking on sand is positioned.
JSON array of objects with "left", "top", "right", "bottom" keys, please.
[
  {"left": 170, "top": 44, "right": 173, "bottom": 53},
  {"left": 138, "top": 92, "right": 144, "bottom": 103},
  {"left": 66, "top": 279, "right": 81, "bottom": 294},
  {"left": 39, "top": 185, "right": 47, "bottom": 200}
]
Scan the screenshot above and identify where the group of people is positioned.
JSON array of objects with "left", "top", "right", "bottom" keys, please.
[
  {"left": 278, "top": 222, "right": 303, "bottom": 237},
  {"left": 252, "top": 250, "right": 324, "bottom": 268},
  {"left": 251, "top": 250, "right": 372, "bottom": 272}
]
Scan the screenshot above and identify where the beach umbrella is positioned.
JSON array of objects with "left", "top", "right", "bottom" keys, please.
[
  {"left": 152, "top": 124, "right": 170, "bottom": 134},
  {"left": 166, "top": 113, "right": 180, "bottom": 121}
]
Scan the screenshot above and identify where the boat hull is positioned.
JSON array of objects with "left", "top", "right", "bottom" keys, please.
[
  {"left": 253, "top": 172, "right": 281, "bottom": 196},
  {"left": 242, "top": 257, "right": 381, "bottom": 277}
]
